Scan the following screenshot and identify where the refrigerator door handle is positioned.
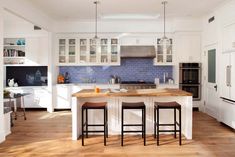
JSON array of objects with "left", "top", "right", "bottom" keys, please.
[
  {"left": 229, "top": 65, "right": 232, "bottom": 87},
  {"left": 226, "top": 66, "right": 230, "bottom": 86}
]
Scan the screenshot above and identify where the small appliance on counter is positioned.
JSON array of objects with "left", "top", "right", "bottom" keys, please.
[{"left": 109, "top": 75, "right": 121, "bottom": 84}]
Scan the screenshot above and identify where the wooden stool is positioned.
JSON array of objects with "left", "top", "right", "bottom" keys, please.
[
  {"left": 154, "top": 101, "right": 182, "bottom": 146},
  {"left": 121, "top": 102, "right": 146, "bottom": 146},
  {"left": 81, "top": 102, "right": 108, "bottom": 146}
]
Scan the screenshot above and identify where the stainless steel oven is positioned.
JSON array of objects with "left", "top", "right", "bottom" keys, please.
[
  {"left": 179, "top": 63, "right": 201, "bottom": 84},
  {"left": 179, "top": 63, "right": 201, "bottom": 101},
  {"left": 179, "top": 84, "right": 201, "bottom": 101}
]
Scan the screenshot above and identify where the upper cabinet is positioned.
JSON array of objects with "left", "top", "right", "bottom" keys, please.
[
  {"left": 222, "top": 23, "right": 235, "bottom": 52},
  {"left": 120, "top": 37, "right": 155, "bottom": 45},
  {"left": 174, "top": 32, "right": 201, "bottom": 63},
  {"left": 58, "top": 38, "right": 77, "bottom": 64},
  {"left": 57, "top": 37, "right": 120, "bottom": 66},
  {"left": 154, "top": 38, "right": 173, "bottom": 65}
]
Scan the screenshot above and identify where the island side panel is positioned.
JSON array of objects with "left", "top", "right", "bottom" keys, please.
[{"left": 71, "top": 97, "right": 79, "bottom": 140}]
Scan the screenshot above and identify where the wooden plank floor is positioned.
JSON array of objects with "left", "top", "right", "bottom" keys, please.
[{"left": 0, "top": 111, "right": 234, "bottom": 157}]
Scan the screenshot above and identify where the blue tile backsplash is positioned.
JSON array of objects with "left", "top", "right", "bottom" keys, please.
[{"left": 59, "top": 58, "right": 173, "bottom": 83}]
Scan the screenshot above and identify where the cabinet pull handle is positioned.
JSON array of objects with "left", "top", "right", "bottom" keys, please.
[{"left": 226, "top": 66, "right": 229, "bottom": 86}]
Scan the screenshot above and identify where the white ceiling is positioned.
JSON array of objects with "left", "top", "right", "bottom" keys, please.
[{"left": 26, "top": 0, "right": 226, "bottom": 21}]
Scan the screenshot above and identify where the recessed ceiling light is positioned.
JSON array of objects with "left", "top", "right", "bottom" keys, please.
[{"left": 101, "top": 14, "right": 160, "bottom": 20}]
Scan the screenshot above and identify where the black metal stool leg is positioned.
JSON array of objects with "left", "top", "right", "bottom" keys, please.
[
  {"left": 174, "top": 108, "right": 176, "bottom": 138},
  {"left": 142, "top": 108, "right": 144, "bottom": 138},
  {"left": 154, "top": 106, "right": 156, "bottom": 139},
  {"left": 179, "top": 108, "right": 182, "bottom": 145},
  {"left": 82, "top": 107, "right": 84, "bottom": 146},
  {"left": 157, "top": 107, "right": 160, "bottom": 146},
  {"left": 104, "top": 107, "right": 106, "bottom": 146},
  {"left": 86, "top": 109, "right": 88, "bottom": 138},
  {"left": 121, "top": 108, "right": 124, "bottom": 146},
  {"left": 106, "top": 107, "right": 108, "bottom": 138},
  {"left": 144, "top": 107, "right": 146, "bottom": 146}
]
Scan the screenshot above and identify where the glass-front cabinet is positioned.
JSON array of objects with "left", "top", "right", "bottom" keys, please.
[
  {"left": 58, "top": 38, "right": 77, "bottom": 64},
  {"left": 110, "top": 39, "right": 119, "bottom": 64},
  {"left": 154, "top": 38, "right": 173, "bottom": 65},
  {"left": 58, "top": 37, "right": 120, "bottom": 65}
]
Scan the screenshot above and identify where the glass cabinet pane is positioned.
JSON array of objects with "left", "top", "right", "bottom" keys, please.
[
  {"left": 111, "top": 39, "right": 118, "bottom": 63},
  {"left": 101, "top": 39, "right": 108, "bottom": 63},
  {"left": 79, "top": 39, "right": 87, "bottom": 63},
  {"left": 59, "top": 39, "right": 66, "bottom": 63},
  {"left": 89, "top": 39, "right": 97, "bottom": 63}
]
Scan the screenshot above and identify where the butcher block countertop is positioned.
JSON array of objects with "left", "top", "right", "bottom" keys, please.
[{"left": 72, "top": 88, "right": 192, "bottom": 98}]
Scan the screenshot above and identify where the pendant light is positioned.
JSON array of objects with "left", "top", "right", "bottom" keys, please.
[
  {"left": 159, "top": 1, "right": 171, "bottom": 45},
  {"left": 93, "top": 1, "right": 99, "bottom": 40}
]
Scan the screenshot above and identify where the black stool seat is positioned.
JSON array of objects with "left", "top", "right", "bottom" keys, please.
[
  {"left": 154, "top": 101, "right": 182, "bottom": 146},
  {"left": 121, "top": 102, "right": 146, "bottom": 146},
  {"left": 81, "top": 102, "right": 108, "bottom": 146},
  {"left": 122, "top": 102, "right": 145, "bottom": 109},
  {"left": 155, "top": 101, "right": 181, "bottom": 109},
  {"left": 82, "top": 102, "right": 107, "bottom": 109}
]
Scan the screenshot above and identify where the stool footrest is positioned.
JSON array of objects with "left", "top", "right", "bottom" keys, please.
[
  {"left": 87, "top": 124, "right": 106, "bottom": 126},
  {"left": 156, "top": 123, "right": 175, "bottom": 126},
  {"left": 158, "top": 130, "right": 180, "bottom": 132},
  {"left": 85, "top": 130, "right": 106, "bottom": 133},
  {"left": 123, "top": 130, "right": 144, "bottom": 133},
  {"left": 123, "top": 124, "right": 143, "bottom": 126}
]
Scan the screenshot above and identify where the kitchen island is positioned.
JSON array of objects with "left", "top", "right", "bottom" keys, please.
[{"left": 72, "top": 88, "right": 193, "bottom": 140}]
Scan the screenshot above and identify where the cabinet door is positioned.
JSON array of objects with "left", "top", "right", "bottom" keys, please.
[
  {"left": 110, "top": 39, "right": 119, "bottom": 64},
  {"left": 22, "top": 88, "right": 37, "bottom": 108},
  {"left": 55, "top": 85, "right": 71, "bottom": 109},
  {"left": 223, "top": 24, "right": 235, "bottom": 52},
  {"left": 231, "top": 52, "right": 235, "bottom": 100},
  {"left": 79, "top": 39, "right": 88, "bottom": 63},
  {"left": 220, "top": 53, "right": 231, "bottom": 99},
  {"left": 34, "top": 88, "right": 50, "bottom": 108},
  {"left": 89, "top": 39, "right": 98, "bottom": 63},
  {"left": 100, "top": 38, "right": 109, "bottom": 63},
  {"left": 58, "top": 39, "right": 67, "bottom": 64},
  {"left": 68, "top": 39, "right": 76, "bottom": 63}
]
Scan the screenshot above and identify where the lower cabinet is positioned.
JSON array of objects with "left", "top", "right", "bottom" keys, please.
[
  {"left": 219, "top": 99, "right": 235, "bottom": 129},
  {"left": 7, "top": 87, "right": 51, "bottom": 108},
  {"left": 54, "top": 84, "right": 120, "bottom": 109}
]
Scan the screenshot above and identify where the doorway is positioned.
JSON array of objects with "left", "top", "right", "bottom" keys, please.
[{"left": 203, "top": 45, "right": 220, "bottom": 120}]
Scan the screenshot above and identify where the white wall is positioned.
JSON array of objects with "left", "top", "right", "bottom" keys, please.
[
  {"left": 0, "top": 1, "right": 6, "bottom": 143},
  {"left": 2, "top": 0, "right": 53, "bottom": 31},
  {"left": 53, "top": 17, "right": 202, "bottom": 33}
]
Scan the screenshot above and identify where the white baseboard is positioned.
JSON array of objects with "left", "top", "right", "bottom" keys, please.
[{"left": 0, "top": 132, "right": 5, "bottom": 143}]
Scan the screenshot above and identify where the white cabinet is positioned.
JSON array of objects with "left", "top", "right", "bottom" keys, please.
[
  {"left": 55, "top": 85, "right": 72, "bottom": 109},
  {"left": 7, "top": 87, "right": 51, "bottom": 108},
  {"left": 154, "top": 38, "right": 173, "bottom": 65},
  {"left": 223, "top": 23, "right": 235, "bottom": 52},
  {"left": 220, "top": 99, "right": 235, "bottom": 129},
  {"left": 231, "top": 52, "right": 235, "bottom": 101},
  {"left": 120, "top": 37, "right": 155, "bottom": 45},
  {"left": 57, "top": 37, "right": 120, "bottom": 66},
  {"left": 174, "top": 33, "right": 201, "bottom": 63},
  {"left": 54, "top": 84, "right": 120, "bottom": 109},
  {"left": 58, "top": 38, "right": 77, "bottom": 64},
  {"left": 220, "top": 53, "right": 231, "bottom": 99}
]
